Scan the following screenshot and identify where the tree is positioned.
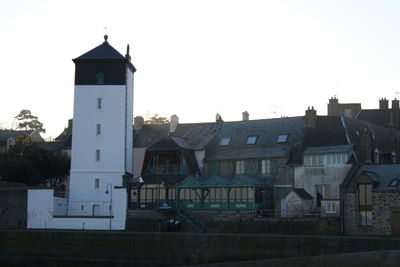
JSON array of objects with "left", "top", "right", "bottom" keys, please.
[
  {"left": 144, "top": 114, "right": 169, "bottom": 125},
  {"left": 15, "top": 109, "right": 45, "bottom": 133},
  {"left": 0, "top": 135, "right": 69, "bottom": 186}
]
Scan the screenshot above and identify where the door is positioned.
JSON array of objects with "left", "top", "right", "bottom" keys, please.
[
  {"left": 92, "top": 204, "right": 100, "bottom": 216},
  {"left": 391, "top": 211, "right": 400, "bottom": 235}
]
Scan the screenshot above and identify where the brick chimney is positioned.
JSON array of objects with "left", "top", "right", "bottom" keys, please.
[
  {"left": 392, "top": 99, "right": 399, "bottom": 110},
  {"left": 359, "top": 129, "right": 372, "bottom": 163},
  {"left": 134, "top": 116, "right": 144, "bottom": 130},
  {"left": 242, "top": 111, "right": 249, "bottom": 121},
  {"left": 169, "top": 114, "right": 179, "bottom": 133},
  {"left": 379, "top": 98, "right": 389, "bottom": 110},
  {"left": 328, "top": 96, "right": 339, "bottom": 116},
  {"left": 216, "top": 113, "right": 224, "bottom": 123},
  {"left": 305, "top": 106, "right": 317, "bottom": 128}
]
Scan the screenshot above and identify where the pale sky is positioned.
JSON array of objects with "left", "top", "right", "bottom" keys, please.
[{"left": 1, "top": 0, "right": 400, "bottom": 139}]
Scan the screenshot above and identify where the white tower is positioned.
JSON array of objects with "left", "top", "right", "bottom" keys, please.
[{"left": 68, "top": 35, "right": 135, "bottom": 216}]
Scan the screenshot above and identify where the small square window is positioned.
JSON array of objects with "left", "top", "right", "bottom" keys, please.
[
  {"left": 277, "top": 134, "right": 288, "bottom": 143},
  {"left": 96, "top": 124, "right": 101, "bottom": 136},
  {"left": 220, "top": 137, "right": 231, "bottom": 146},
  {"left": 246, "top": 136, "right": 258, "bottom": 145},
  {"left": 96, "top": 150, "right": 101, "bottom": 161},
  {"left": 95, "top": 178, "right": 100, "bottom": 189},
  {"left": 97, "top": 98, "right": 102, "bottom": 110}
]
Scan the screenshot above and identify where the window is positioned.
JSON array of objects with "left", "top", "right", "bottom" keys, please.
[
  {"left": 304, "top": 154, "right": 324, "bottom": 166},
  {"left": 276, "top": 134, "right": 288, "bottom": 143},
  {"left": 389, "top": 179, "right": 400, "bottom": 187},
  {"left": 97, "top": 98, "right": 102, "bottom": 110},
  {"left": 220, "top": 137, "right": 231, "bottom": 146},
  {"left": 235, "top": 160, "right": 245, "bottom": 175},
  {"left": 94, "top": 178, "right": 100, "bottom": 189},
  {"left": 358, "top": 183, "right": 373, "bottom": 226},
  {"left": 96, "top": 72, "right": 104, "bottom": 85},
  {"left": 326, "top": 202, "right": 336, "bottom": 214},
  {"left": 96, "top": 124, "right": 101, "bottom": 136},
  {"left": 7, "top": 138, "right": 15, "bottom": 149},
  {"left": 326, "top": 153, "right": 347, "bottom": 165},
  {"left": 374, "top": 149, "right": 380, "bottom": 164},
  {"left": 246, "top": 136, "right": 258, "bottom": 145},
  {"left": 261, "top": 159, "right": 276, "bottom": 176},
  {"left": 96, "top": 150, "right": 101, "bottom": 161}
]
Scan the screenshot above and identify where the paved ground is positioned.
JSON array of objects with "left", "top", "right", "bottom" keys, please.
[{"left": 183, "top": 250, "right": 400, "bottom": 267}]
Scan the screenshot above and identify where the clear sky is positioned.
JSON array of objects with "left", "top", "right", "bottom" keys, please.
[{"left": 1, "top": 0, "right": 400, "bottom": 139}]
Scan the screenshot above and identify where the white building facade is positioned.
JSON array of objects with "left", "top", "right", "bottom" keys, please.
[{"left": 68, "top": 36, "right": 135, "bottom": 216}]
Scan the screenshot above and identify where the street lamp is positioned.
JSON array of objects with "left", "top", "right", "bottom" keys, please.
[{"left": 105, "top": 183, "right": 113, "bottom": 230}]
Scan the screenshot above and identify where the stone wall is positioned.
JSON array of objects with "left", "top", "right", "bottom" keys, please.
[
  {"left": 2, "top": 230, "right": 400, "bottom": 266},
  {"left": 126, "top": 210, "right": 341, "bottom": 235},
  {"left": 345, "top": 191, "right": 400, "bottom": 236},
  {"left": 0, "top": 189, "right": 27, "bottom": 229}
]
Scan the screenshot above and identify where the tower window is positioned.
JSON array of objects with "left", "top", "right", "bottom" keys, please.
[
  {"left": 96, "top": 124, "right": 101, "bottom": 136},
  {"left": 96, "top": 150, "right": 101, "bottom": 161},
  {"left": 95, "top": 178, "right": 100, "bottom": 189},
  {"left": 96, "top": 72, "right": 104, "bottom": 85},
  {"left": 97, "top": 98, "right": 102, "bottom": 110}
]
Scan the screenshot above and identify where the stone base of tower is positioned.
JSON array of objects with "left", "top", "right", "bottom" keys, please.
[{"left": 26, "top": 188, "right": 127, "bottom": 230}]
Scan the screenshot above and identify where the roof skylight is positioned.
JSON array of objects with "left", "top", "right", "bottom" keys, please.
[
  {"left": 277, "top": 134, "right": 288, "bottom": 143},
  {"left": 220, "top": 137, "right": 231, "bottom": 146},
  {"left": 246, "top": 136, "right": 258, "bottom": 145}
]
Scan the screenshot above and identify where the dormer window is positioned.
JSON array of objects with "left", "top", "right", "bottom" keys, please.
[
  {"left": 220, "top": 137, "right": 231, "bottom": 146},
  {"left": 276, "top": 134, "right": 288, "bottom": 143},
  {"left": 246, "top": 136, "right": 258, "bottom": 145},
  {"left": 7, "top": 138, "right": 15, "bottom": 150}
]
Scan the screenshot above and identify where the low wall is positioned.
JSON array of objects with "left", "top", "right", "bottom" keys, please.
[
  {"left": 27, "top": 189, "right": 127, "bottom": 230},
  {"left": 126, "top": 210, "right": 341, "bottom": 235},
  {"left": 2, "top": 230, "right": 400, "bottom": 266}
]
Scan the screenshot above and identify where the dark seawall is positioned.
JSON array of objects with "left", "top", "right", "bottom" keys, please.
[{"left": 1, "top": 230, "right": 400, "bottom": 266}]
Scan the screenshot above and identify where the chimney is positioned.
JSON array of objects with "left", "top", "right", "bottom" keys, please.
[
  {"left": 392, "top": 99, "right": 399, "bottom": 110},
  {"left": 216, "top": 113, "right": 224, "bottom": 123},
  {"left": 359, "top": 129, "right": 372, "bottom": 163},
  {"left": 134, "top": 116, "right": 144, "bottom": 130},
  {"left": 169, "top": 114, "right": 179, "bottom": 133},
  {"left": 67, "top": 119, "right": 73, "bottom": 135},
  {"left": 328, "top": 96, "right": 339, "bottom": 116},
  {"left": 242, "top": 111, "right": 249, "bottom": 121},
  {"left": 305, "top": 106, "right": 317, "bottom": 128},
  {"left": 379, "top": 98, "right": 389, "bottom": 110}
]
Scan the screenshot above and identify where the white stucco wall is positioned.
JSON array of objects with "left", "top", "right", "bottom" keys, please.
[
  {"left": 54, "top": 197, "right": 68, "bottom": 216},
  {"left": 282, "top": 191, "right": 313, "bottom": 217},
  {"left": 294, "top": 164, "right": 351, "bottom": 208},
  {"left": 27, "top": 188, "right": 127, "bottom": 230},
  {"left": 194, "top": 150, "right": 205, "bottom": 172}
]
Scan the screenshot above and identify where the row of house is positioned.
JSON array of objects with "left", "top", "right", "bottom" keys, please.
[{"left": 2, "top": 97, "right": 400, "bottom": 235}]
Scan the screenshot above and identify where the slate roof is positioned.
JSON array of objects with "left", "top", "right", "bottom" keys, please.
[
  {"left": 355, "top": 109, "right": 398, "bottom": 129},
  {"left": 344, "top": 164, "right": 400, "bottom": 192},
  {"left": 0, "top": 130, "right": 34, "bottom": 141},
  {"left": 73, "top": 35, "right": 136, "bottom": 71},
  {"left": 135, "top": 115, "right": 400, "bottom": 165},
  {"left": 204, "top": 117, "right": 304, "bottom": 161},
  {"left": 292, "top": 188, "right": 313, "bottom": 200}
]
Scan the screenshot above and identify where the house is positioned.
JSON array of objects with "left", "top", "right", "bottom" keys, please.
[
  {"left": 342, "top": 163, "right": 400, "bottom": 236},
  {"left": 0, "top": 129, "right": 44, "bottom": 152},
  {"left": 131, "top": 107, "right": 400, "bottom": 217}
]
